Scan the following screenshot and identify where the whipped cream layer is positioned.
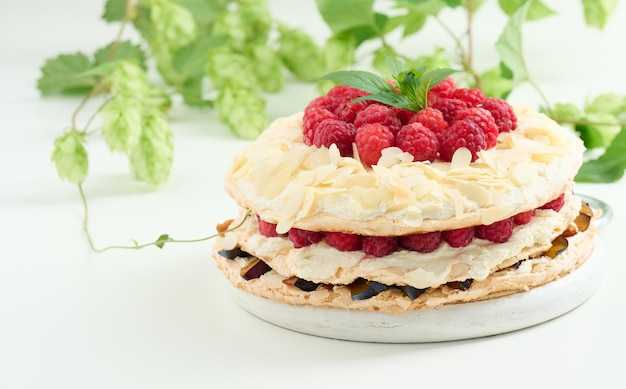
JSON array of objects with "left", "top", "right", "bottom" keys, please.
[
  {"left": 225, "top": 106, "right": 585, "bottom": 235},
  {"left": 226, "top": 193, "right": 581, "bottom": 289}
]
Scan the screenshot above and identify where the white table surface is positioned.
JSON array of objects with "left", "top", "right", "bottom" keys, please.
[{"left": 2, "top": 1, "right": 625, "bottom": 388}]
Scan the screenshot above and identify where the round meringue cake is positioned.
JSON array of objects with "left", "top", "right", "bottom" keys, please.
[{"left": 212, "top": 81, "right": 600, "bottom": 342}]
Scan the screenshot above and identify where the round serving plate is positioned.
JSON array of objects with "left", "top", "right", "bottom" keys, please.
[{"left": 230, "top": 239, "right": 605, "bottom": 343}]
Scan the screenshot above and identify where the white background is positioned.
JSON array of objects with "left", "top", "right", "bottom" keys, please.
[{"left": 1, "top": 1, "right": 626, "bottom": 388}]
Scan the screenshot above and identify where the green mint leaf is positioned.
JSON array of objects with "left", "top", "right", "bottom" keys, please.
[
  {"left": 172, "top": 35, "right": 225, "bottom": 80},
  {"left": 413, "top": 68, "right": 455, "bottom": 110},
  {"left": 101, "top": 97, "right": 143, "bottom": 152},
  {"left": 315, "top": 0, "right": 376, "bottom": 34},
  {"left": 576, "top": 126, "right": 626, "bottom": 183},
  {"left": 94, "top": 41, "right": 147, "bottom": 70},
  {"left": 278, "top": 26, "right": 325, "bottom": 82},
  {"left": 495, "top": 0, "right": 531, "bottom": 85},
  {"left": 217, "top": 85, "right": 267, "bottom": 139},
  {"left": 581, "top": 0, "right": 618, "bottom": 29},
  {"left": 129, "top": 111, "right": 174, "bottom": 185},
  {"left": 354, "top": 92, "right": 413, "bottom": 111},
  {"left": 51, "top": 130, "right": 89, "bottom": 184},
  {"left": 102, "top": 0, "right": 128, "bottom": 22},
  {"left": 386, "top": 56, "right": 406, "bottom": 78},
  {"left": 320, "top": 70, "right": 394, "bottom": 95},
  {"left": 37, "top": 53, "right": 97, "bottom": 95},
  {"left": 155, "top": 233, "right": 171, "bottom": 249}
]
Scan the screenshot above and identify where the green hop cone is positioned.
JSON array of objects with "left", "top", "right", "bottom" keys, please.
[
  {"left": 323, "top": 32, "right": 356, "bottom": 72},
  {"left": 51, "top": 130, "right": 89, "bottom": 184},
  {"left": 585, "top": 93, "right": 626, "bottom": 117},
  {"left": 278, "top": 25, "right": 325, "bottom": 82},
  {"left": 246, "top": 44, "right": 284, "bottom": 92},
  {"left": 110, "top": 60, "right": 148, "bottom": 98},
  {"left": 101, "top": 97, "right": 143, "bottom": 152},
  {"left": 206, "top": 50, "right": 257, "bottom": 89},
  {"left": 239, "top": 0, "right": 273, "bottom": 44},
  {"left": 212, "top": 10, "right": 247, "bottom": 52},
  {"left": 217, "top": 85, "right": 267, "bottom": 139},
  {"left": 553, "top": 102, "right": 581, "bottom": 122},
  {"left": 150, "top": 0, "right": 196, "bottom": 51},
  {"left": 129, "top": 109, "right": 174, "bottom": 185}
]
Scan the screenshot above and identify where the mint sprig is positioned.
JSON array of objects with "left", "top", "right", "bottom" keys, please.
[{"left": 320, "top": 57, "right": 456, "bottom": 112}]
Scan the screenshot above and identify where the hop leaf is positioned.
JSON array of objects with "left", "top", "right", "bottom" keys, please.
[
  {"left": 51, "top": 130, "right": 89, "bottom": 184},
  {"left": 37, "top": 53, "right": 97, "bottom": 95},
  {"left": 101, "top": 97, "right": 143, "bottom": 152},
  {"left": 129, "top": 110, "right": 174, "bottom": 185}
]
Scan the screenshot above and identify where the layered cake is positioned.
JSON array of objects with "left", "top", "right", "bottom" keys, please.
[{"left": 212, "top": 68, "right": 597, "bottom": 334}]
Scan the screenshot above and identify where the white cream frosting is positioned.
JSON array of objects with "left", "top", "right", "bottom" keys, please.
[
  {"left": 228, "top": 194, "right": 581, "bottom": 289},
  {"left": 225, "top": 105, "right": 585, "bottom": 235}
]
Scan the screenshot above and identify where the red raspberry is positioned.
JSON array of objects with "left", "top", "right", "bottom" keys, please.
[
  {"left": 513, "top": 210, "right": 536, "bottom": 225},
  {"left": 429, "top": 77, "right": 457, "bottom": 102},
  {"left": 396, "top": 123, "right": 439, "bottom": 162},
  {"left": 453, "top": 88, "right": 485, "bottom": 107},
  {"left": 325, "top": 232, "right": 362, "bottom": 251},
  {"left": 399, "top": 231, "right": 442, "bottom": 253},
  {"left": 540, "top": 193, "right": 565, "bottom": 212},
  {"left": 353, "top": 104, "right": 402, "bottom": 135},
  {"left": 430, "top": 98, "right": 470, "bottom": 124},
  {"left": 355, "top": 123, "right": 395, "bottom": 166},
  {"left": 408, "top": 107, "right": 448, "bottom": 141},
  {"left": 393, "top": 107, "right": 416, "bottom": 125},
  {"left": 304, "top": 95, "right": 339, "bottom": 115},
  {"left": 257, "top": 216, "right": 279, "bottom": 237},
  {"left": 475, "top": 217, "right": 514, "bottom": 243},
  {"left": 362, "top": 236, "right": 397, "bottom": 257},
  {"left": 439, "top": 119, "right": 488, "bottom": 162},
  {"left": 443, "top": 227, "right": 474, "bottom": 248},
  {"left": 455, "top": 107, "right": 499, "bottom": 148},
  {"left": 288, "top": 228, "right": 323, "bottom": 248},
  {"left": 334, "top": 100, "right": 370, "bottom": 122},
  {"left": 479, "top": 97, "right": 517, "bottom": 133},
  {"left": 326, "top": 84, "right": 368, "bottom": 100},
  {"left": 312, "top": 119, "right": 357, "bottom": 157},
  {"left": 302, "top": 108, "right": 337, "bottom": 145}
]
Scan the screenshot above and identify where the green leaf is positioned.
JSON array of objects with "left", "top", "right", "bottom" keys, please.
[
  {"left": 479, "top": 67, "right": 513, "bottom": 98},
  {"left": 51, "top": 130, "right": 89, "bottom": 184},
  {"left": 315, "top": 0, "right": 376, "bottom": 34},
  {"left": 102, "top": 0, "right": 128, "bottom": 22},
  {"left": 386, "top": 56, "right": 406, "bottom": 78},
  {"left": 155, "top": 233, "right": 171, "bottom": 248},
  {"left": 581, "top": 0, "right": 618, "bottom": 29},
  {"left": 37, "top": 53, "right": 97, "bottom": 95},
  {"left": 323, "top": 32, "right": 357, "bottom": 72},
  {"left": 580, "top": 112, "right": 621, "bottom": 147},
  {"left": 495, "top": 0, "right": 531, "bottom": 85},
  {"left": 585, "top": 93, "right": 626, "bottom": 116},
  {"left": 180, "top": 75, "right": 212, "bottom": 107},
  {"left": 180, "top": 0, "right": 227, "bottom": 26},
  {"left": 498, "top": 0, "right": 556, "bottom": 20},
  {"left": 576, "top": 126, "right": 626, "bottom": 183},
  {"left": 354, "top": 92, "right": 413, "bottom": 110},
  {"left": 172, "top": 35, "right": 225, "bottom": 80},
  {"left": 129, "top": 111, "right": 174, "bottom": 185},
  {"left": 101, "top": 97, "right": 143, "bottom": 152},
  {"left": 320, "top": 70, "right": 394, "bottom": 95},
  {"left": 94, "top": 41, "right": 147, "bottom": 69}
]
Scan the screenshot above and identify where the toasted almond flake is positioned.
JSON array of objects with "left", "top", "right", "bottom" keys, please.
[
  {"left": 481, "top": 205, "right": 512, "bottom": 225},
  {"left": 450, "top": 147, "right": 472, "bottom": 169},
  {"left": 457, "top": 182, "right": 493, "bottom": 206},
  {"left": 263, "top": 168, "right": 293, "bottom": 199},
  {"left": 378, "top": 147, "right": 414, "bottom": 168},
  {"left": 447, "top": 188, "right": 465, "bottom": 216}
]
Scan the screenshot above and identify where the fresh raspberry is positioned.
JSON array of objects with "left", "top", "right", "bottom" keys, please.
[
  {"left": 475, "top": 217, "right": 514, "bottom": 243},
  {"left": 399, "top": 231, "right": 442, "bottom": 253},
  {"left": 455, "top": 107, "right": 499, "bottom": 148},
  {"left": 430, "top": 98, "right": 470, "bottom": 124},
  {"left": 443, "top": 227, "right": 474, "bottom": 248},
  {"left": 326, "top": 84, "right": 368, "bottom": 100},
  {"left": 302, "top": 108, "right": 337, "bottom": 145},
  {"left": 439, "top": 119, "right": 488, "bottom": 162},
  {"left": 453, "top": 88, "right": 485, "bottom": 107},
  {"left": 513, "top": 210, "right": 536, "bottom": 225},
  {"left": 257, "top": 216, "right": 279, "bottom": 237},
  {"left": 288, "top": 228, "right": 323, "bottom": 248},
  {"left": 325, "top": 232, "right": 362, "bottom": 251},
  {"left": 540, "top": 193, "right": 565, "bottom": 212},
  {"left": 304, "top": 95, "right": 339, "bottom": 115},
  {"left": 393, "top": 107, "right": 416, "bottom": 125},
  {"left": 354, "top": 123, "right": 395, "bottom": 166},
  {"left": 362, "top": 236, "right": 397, "bottom": 257},
  {"left": 479, "top": 97, "right": 517, "bottom": 133},
  {"left": 396, "top": 123, "right": 439, "bottom": 162},
  {"left": 353, "top": 104, "right": 402, "bottom": 135},
  {"left": 312, "top": 119, "right": 357, "bottom": 157},
  {"left": 334, "top": 100, "right": 370, "bottom": 122},
  {"left": 408, "top": 107, "right": 448, "bottom": 141},
  {"left": 429, "top": 77, "right": 457, "bottom": 103}
]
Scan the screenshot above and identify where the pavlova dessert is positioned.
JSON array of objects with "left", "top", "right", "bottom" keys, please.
[{"left": 212, "top": 62, "right": 596, "bottom": 325}]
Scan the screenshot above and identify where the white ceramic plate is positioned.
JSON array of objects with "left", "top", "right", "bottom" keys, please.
[{"left": 229, "top": 240, "right": 604, "bottom": 343}]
